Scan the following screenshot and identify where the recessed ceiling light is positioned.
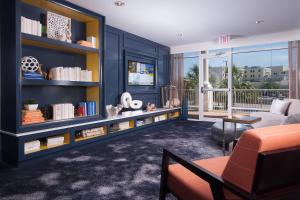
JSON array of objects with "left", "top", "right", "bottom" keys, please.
[
  {"left": 115, "top": 1, "right": 125, "bottom": 7},
  {"left": 255, "top": 20, "right": 264, "bottom": 24}
]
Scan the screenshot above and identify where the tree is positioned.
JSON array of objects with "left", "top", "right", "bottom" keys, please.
[
  {"left": 261, "top": 80, "right": 280, "bottom": 89},
  {"left": 219, "top": 65, "right": 254, "bottom": 89},
  {"left": 184, "top": 64, "right": 199, "bottom": 90}
]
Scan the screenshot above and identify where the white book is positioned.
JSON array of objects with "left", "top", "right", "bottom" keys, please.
[
  {"left": 87, "top": 70, "right": 92, "bottom": 82},
  {"left": 38, "top": 22, "right": 42, "bottom": 36},
  {"left": 57, "top": 104, "right": 62, "bottom": 120},
  {"left": 32, "top": 20, "right": 36, "bottom": 36},
  {"left": 21, "top": 17, "right": 26, "bottom": 33},
  {"left": 76, "top": 67, "right": 81, "bottom": 81},
  {"left": 24, "top": 18, "right": 29, "bottom": 34},
  {"left": 62, "top": 104, "right": 67, "bottom": 119},
  {"left": 47, "top": 136, "right": 64, "bottom": 143},
  {"left": 80, "top": 70, "right": 85, "bottom": 81}
]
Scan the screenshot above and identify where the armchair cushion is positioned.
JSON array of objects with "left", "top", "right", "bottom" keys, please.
[
  {"left": 222, "top": 124, "right": 300, "bottom": 193},
  {"left": 168, "top": 156, "right": 240, "bottom": 200}
]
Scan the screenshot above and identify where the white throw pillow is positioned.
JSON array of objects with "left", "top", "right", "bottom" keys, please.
[{"left": 270, "top": 99, "right": 290, "bottom": 115}]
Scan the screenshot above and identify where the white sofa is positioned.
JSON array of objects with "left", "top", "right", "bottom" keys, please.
[{"left": 250, "top": 99, "right": 300, "bottom": 128}]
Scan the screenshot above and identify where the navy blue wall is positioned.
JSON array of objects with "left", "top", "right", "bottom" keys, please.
[{"left": 104, "top": 25, "right": 170, "bottom": 107}]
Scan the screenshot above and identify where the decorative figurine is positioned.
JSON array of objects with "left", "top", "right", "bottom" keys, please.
[
  {"left": 21, "top": 56, "right": 40, "bottom": 72},
  {"left": 146, "top": 103, "right": 156, "bottom": 112},
  {"left": 106, "top": 104, "right": 123, "bottom": 118}
]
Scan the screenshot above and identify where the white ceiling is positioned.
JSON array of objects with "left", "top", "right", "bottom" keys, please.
[{"left": 67, "top": 0, "right": 300, "bottom": 47}]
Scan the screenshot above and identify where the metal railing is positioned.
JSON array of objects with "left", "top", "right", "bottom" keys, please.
[{"left": 184, "top": 89, "right": 289, "bottom": 113}]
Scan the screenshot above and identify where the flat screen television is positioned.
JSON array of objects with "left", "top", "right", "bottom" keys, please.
[{"left": 128, "top": 60, "right": 155, "bottom": 86}]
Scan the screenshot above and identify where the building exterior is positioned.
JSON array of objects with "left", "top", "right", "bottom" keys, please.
[
  {"left": 271, "top": 66, "right": 289, "bottom": 81},
  {"left": 243, "top": 66, "right": 271, "bottom": 82}
]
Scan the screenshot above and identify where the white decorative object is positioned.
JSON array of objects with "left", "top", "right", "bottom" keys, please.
[
  {"left": 122, "top": 111, "right": 132, "bottom": 117},
  {"left": 21, "top": 56, "right": 39, "bottom": 72},
  {"left": 47, "top": 11, "right": 71, "bottom": 43},
  {"left": 121, "top": 92, "right": 132, "bottom": 108},
  {"left": 24, "top": 104, "right": 38, "bottom": 111},
  {"left": 130, "top": 100, "right": 143, "bottom": 110},
  {"left": 270, "top": 99, "right": 290, "bottom": 115}
]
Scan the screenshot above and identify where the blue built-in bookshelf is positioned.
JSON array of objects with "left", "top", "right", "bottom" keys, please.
[{"left": 0, "top": 0, "right": 174, "bottom": 166}]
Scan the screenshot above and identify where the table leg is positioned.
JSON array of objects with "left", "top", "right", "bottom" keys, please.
[
  {"left": 222, "top": 119, "right": 226, "bottom": 155},
  {"left": 234, "top": 122, "right": 237, "bottom": 139}
]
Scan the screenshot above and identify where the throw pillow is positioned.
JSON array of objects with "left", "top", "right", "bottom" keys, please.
[{"left": 270, "top": 99, "right": 290, "bottom": 115}]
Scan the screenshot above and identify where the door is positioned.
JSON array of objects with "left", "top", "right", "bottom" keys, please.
[{"left": 198, "top": 49, "right": 232, "bottom": 120}]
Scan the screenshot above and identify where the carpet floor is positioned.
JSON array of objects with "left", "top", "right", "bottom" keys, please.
[{"left": 0, "top": 121, "right": 299, "bottom": 200}]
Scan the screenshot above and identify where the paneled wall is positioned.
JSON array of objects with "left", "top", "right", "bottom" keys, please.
[{"left": 104, "top": 25, "right": 170, "bottom": 107}]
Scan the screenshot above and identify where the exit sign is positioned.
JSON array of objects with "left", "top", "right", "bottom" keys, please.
[{"left": 218, "top": 35, "right": 231, "bottom": 44}]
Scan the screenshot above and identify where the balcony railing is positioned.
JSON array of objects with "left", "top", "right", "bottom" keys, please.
[{"left": 184, "top": 89, "right": 289, "bottom": 113}]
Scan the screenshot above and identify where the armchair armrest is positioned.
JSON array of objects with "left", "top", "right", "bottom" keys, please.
[{"left": 160, "top": 148, "right": 253, "bottom": 200}]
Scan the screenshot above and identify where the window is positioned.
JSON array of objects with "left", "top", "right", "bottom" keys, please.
[{"left": 232, "top": 42, "right": 288, "bottom": 89}]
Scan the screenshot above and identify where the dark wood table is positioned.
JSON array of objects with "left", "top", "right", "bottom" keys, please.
[{"left": 222, "top": 115, "right": 261, "bottom": 155}]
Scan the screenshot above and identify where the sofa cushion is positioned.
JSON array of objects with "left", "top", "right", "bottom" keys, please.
[
  {"left": 281, "top": 114, "right": 300, "bottom": 125},
  {"left": 286, "top": 99, "right": 300, "bottom": 116},
  {"left": 168, "top": 156, "right": 240, "bottom": 200},
  {"left": 222, "top": 124, "right": 300, "bottom": 193},
  {"left": 250, "top": 112, "right": 287, "bottom": 128}
]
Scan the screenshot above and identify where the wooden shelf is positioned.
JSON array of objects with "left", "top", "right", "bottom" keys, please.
[
  {"left": 22, "top": 33, "right": 99, "bottom": 55},
  {"left": 22, "top": 79, "right": 100, "bottom": 87}
]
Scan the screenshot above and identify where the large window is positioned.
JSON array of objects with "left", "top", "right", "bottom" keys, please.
[{"left": 232, "top": 42, "right": 289, "bottom": 89}]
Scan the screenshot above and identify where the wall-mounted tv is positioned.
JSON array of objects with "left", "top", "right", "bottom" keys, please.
[{"left": 128, "top": 60, "right": 155, "bottom": 86}]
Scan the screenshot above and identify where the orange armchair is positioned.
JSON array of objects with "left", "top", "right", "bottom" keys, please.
[{"left": 159, "top": 124, "right": 300, "bottom": 200}]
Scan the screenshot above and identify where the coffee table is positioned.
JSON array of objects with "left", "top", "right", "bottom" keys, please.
[{"left": 222, "top": 115, "right": 261, "bottom": 155}]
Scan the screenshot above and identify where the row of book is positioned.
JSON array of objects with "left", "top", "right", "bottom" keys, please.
[
  {"left": 49, "top": 67, "right": 93, "bottom": 82},
  {"left": 76, "top": 127, "right": 106, "bottom": 139},
  {"left": 47, "top": 136, "right": 65, "bottom": 147},
  {"left": 78, "top": 101, "right": 97, "bottom": 116},
  {"left": 154, "top": 114, "right": 167, "bottom": 122},
  {"left": 24, "top": 135, "right": 65, "bottom": 154},
  {"left": 111, "top": 121, "right": 131, "bottom": 132},
  {"left": 22, "top": 110, "right": 45, "bottom": 125},
  {"left": 21, "top": 16, "right": 42, "bottom": 37},
  {"left": 24, "top": 140, "right": 41, "bottom": 154},
  {"left": 52, "top": 103, "right": 75, "bottom": 120}
]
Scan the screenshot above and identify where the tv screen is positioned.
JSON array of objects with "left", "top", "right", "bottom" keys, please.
[{"left": 128, "top": 60, "right": 155, "bottom": 86}]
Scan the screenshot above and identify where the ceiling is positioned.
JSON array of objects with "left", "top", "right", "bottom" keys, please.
[{"left": 67, "top": 0, "right": 300, "bottom": 47}]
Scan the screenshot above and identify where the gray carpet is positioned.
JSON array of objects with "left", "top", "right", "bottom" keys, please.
[{"left": 0, "top": 121, "right": 299, "bottom": 200}]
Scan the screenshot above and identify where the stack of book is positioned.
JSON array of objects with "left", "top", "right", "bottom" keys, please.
[
  {"left": 47, "top": 136, "right": 65, "bottom": 147},
  {"left": 23, "top": 72, "right": 44, "bottom": 80},
  {"left": 154, "top": 114, "right": 167, "bottom": 122},
  {"left": 24, "top": 140, "right": 41, "bottom": 154},
  {"left": 22, "top": 110, "right": 45, "bottom": 125},
  {"left": 52, "top": 103, "right": 74, "bottom": 120},
  {"left": 119, "top": 121, "right": 130, "bottom": 130},
  {"left": 21, "top": 16, "right": 42, "bottom": 36},
  {"left": 77, "top": 40, "right": 94, "bottom": 48},
  {"left": 49, "top": 67, "right": 93, "bottom": 82},
  {"left": 78, "top": 101, "right": 97, "bottom": 116},
  {"left": 77, "top": 127, "right": 106, "bottom": 139}
]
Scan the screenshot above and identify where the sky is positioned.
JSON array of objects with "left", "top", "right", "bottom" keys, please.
[{"left": 184, "top": 42, "right": 289, "bottom": 76}]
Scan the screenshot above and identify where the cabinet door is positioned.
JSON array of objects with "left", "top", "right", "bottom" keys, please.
[{"left": 104, "top": 26, "right": 123, "bottom": 106}]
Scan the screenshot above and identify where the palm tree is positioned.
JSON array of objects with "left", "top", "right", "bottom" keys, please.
[{"left": 184, "top": 64, "right": 199, "bottom": 90}]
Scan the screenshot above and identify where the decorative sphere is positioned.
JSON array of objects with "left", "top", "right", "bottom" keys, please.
[{"left": 21, "top": 56, "right": 39, "bottom": 72}]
